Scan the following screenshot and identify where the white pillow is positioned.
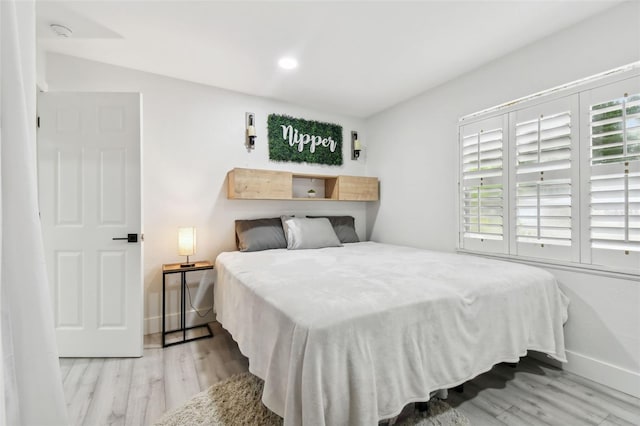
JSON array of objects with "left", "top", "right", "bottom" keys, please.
[{"left": 280, "top": 217, "right": 342, "bottom": 250}]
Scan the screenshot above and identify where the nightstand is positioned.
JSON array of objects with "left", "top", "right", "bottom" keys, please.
[{"left": 162, "top": 261, "right": 214, "bottom": 347}]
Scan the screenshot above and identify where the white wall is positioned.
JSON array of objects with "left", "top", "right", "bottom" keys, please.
[
  {"left": 45, "top": 53, "right": 369, "bottom": 334},
  {"left": 366, "top": 2, "right": 640, "bottom": 397}
]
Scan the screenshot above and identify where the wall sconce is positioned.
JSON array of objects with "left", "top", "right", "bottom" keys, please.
[
  {"left": 246, "top": 112, "right": 256, "bottom": 150},
  {"left": 351, "top": 131, "right": 362, "bottom": 160},
  {"left": 178, "top": 227, "right": 196, "bottom": 267}
]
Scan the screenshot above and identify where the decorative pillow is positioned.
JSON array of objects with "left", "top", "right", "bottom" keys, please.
[
  {"left": 280, "top": 215, "right": 294, "bottom": 241},
  {"left": 280, "top": 217, "right": 342, "bottom": 250},
  {"left": 306, "top": 215, "right": 360, "bottom": 243},
  {"left": 235, "top": 218, "right": 287, "bottom": 252}
]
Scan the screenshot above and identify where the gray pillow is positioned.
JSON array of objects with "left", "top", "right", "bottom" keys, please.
[
  {"left": 235, "top": 218, "right": 287, "bottom": 252},
  {"left": 307, "top": 215, "right": 360, "bottom": 243},
  {"left": 281, "top": 217, "right": 342, "bottom": 250}
]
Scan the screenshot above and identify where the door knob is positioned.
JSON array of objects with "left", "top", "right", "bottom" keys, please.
[{"left": 112, "top": 234, "right": 138, "bottom": 243}]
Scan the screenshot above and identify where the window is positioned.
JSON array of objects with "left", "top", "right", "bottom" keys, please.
[
  {"left": 459, "top": 67, "right": 640, "bottom": 274},
  {"left": 511, "top": 97, "right": 579, "bottom": 262},
  {"left": 590, "top": 94, "right": 640, "bottom": 165},
  {"left": 515, "top": 111, "right": 573, "bottom": 246},
  {"left": 583, "top": 80, "right": 640, "bottom": 270},
  {"left": 462, "top": 128, "right": 503, "bottom": 239},
  {"left": 460, "top": 116, "right": 508, "bottom": 254}
]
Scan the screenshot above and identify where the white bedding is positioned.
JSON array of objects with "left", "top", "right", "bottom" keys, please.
[{"left": 214, "top": 242, "right": 569, "bottom": 425}]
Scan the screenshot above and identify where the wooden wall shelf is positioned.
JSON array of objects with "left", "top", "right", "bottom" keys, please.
[{"left": 227, "top": 168, "right": 379, "bottom": 201}]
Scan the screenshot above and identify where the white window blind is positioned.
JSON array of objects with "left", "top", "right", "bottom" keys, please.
[
  {"left": 590, "top": 93, "right": 640, "bottom": 254},
  {"left": 461, "top": 127, "right": 504, "bottom": 241},
  {"left": 458, "top": 66, "right": 640, "bottom": 274},
  {"left": 515, "top": 112, "right": 573, "bottom": 247}
]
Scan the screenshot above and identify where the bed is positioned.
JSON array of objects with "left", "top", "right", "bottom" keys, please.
[{"left": 215, "top": 236, "right": 569, "bottom": 425}]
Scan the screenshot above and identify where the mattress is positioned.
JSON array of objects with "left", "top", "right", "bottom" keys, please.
[{"left": 214, "top": 242, "right": 569, "bottom": 425}]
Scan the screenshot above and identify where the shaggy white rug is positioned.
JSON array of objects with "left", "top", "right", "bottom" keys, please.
[{"left": 154, "top": 372, "right": 471, "bottom": 426}]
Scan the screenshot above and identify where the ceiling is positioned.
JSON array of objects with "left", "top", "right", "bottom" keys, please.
[{"left": 37, "top": 0, "right": 621, "bottom": 118}]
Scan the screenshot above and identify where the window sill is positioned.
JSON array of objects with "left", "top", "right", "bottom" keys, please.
[{"left": 456, "top": 249, "right": 640, "bottom": 282}]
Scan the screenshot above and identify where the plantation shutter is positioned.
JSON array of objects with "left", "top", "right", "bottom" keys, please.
[
  {"left": 588, "top": 90, "right": 640, "bottom": 269},
  {"left": 459, "top": 67, "right": 639, "bottom": 274},
  {"left": 515, "top": 112, "right": 572, "bottom": 245},
  {"left": 460, "top": 116, "right": 508, "bottom": 254},
  {"left": 512, "top": 97, "right": 577, "bottom": 261}
]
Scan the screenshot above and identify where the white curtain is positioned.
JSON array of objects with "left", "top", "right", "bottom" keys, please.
[{"left": 1, "top": 0, "right": 68, "bottom": 424}]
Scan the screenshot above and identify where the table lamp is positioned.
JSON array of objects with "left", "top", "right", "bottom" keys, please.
[{"left": 178, "top": 227, "right": 196, "bottom": 267}]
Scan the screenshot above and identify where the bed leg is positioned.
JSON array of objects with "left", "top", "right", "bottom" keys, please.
[{"left": 453, "top": 384, "right": 464, "bottom": 393}]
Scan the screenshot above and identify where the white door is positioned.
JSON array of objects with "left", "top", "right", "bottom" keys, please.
[{"left": 37, "top": 92, "right": 143, "bottom": 357}]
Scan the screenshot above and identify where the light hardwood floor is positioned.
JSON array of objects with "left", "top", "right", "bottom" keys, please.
[{"left": 60, "top": 321, "right": 640, "bottom": 425}]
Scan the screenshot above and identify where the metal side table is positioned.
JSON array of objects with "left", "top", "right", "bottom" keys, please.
[{"left": 162, "top": 261, "right": 214, "bottom": 347}]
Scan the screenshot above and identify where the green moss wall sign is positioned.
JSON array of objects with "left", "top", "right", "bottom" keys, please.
[{"left": 267, "top": 114, "right": 343, "bottom": 166}]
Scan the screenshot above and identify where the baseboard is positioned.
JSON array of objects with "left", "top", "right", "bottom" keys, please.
[
  {"left": 145, "top": 307, "right": 215, "bottom": 335},
  {"left": 559, "top": 350, "right": 640, "bottom": 398}
]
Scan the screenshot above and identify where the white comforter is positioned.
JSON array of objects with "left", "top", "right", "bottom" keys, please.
[{"left": 214, "top": 242, "right": 569, "bottom": 425}]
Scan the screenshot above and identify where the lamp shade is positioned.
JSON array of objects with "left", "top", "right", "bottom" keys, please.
[{"left": 178, "top": 227, "right": 196, "bottom": 256}]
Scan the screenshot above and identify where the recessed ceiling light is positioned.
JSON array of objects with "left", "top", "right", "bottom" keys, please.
[
  {"left": 278, "top": 57, "right": 298, "bottom": 70},
  {"left": 50, "top": 24, "right": 73, "bottom": 38}
]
